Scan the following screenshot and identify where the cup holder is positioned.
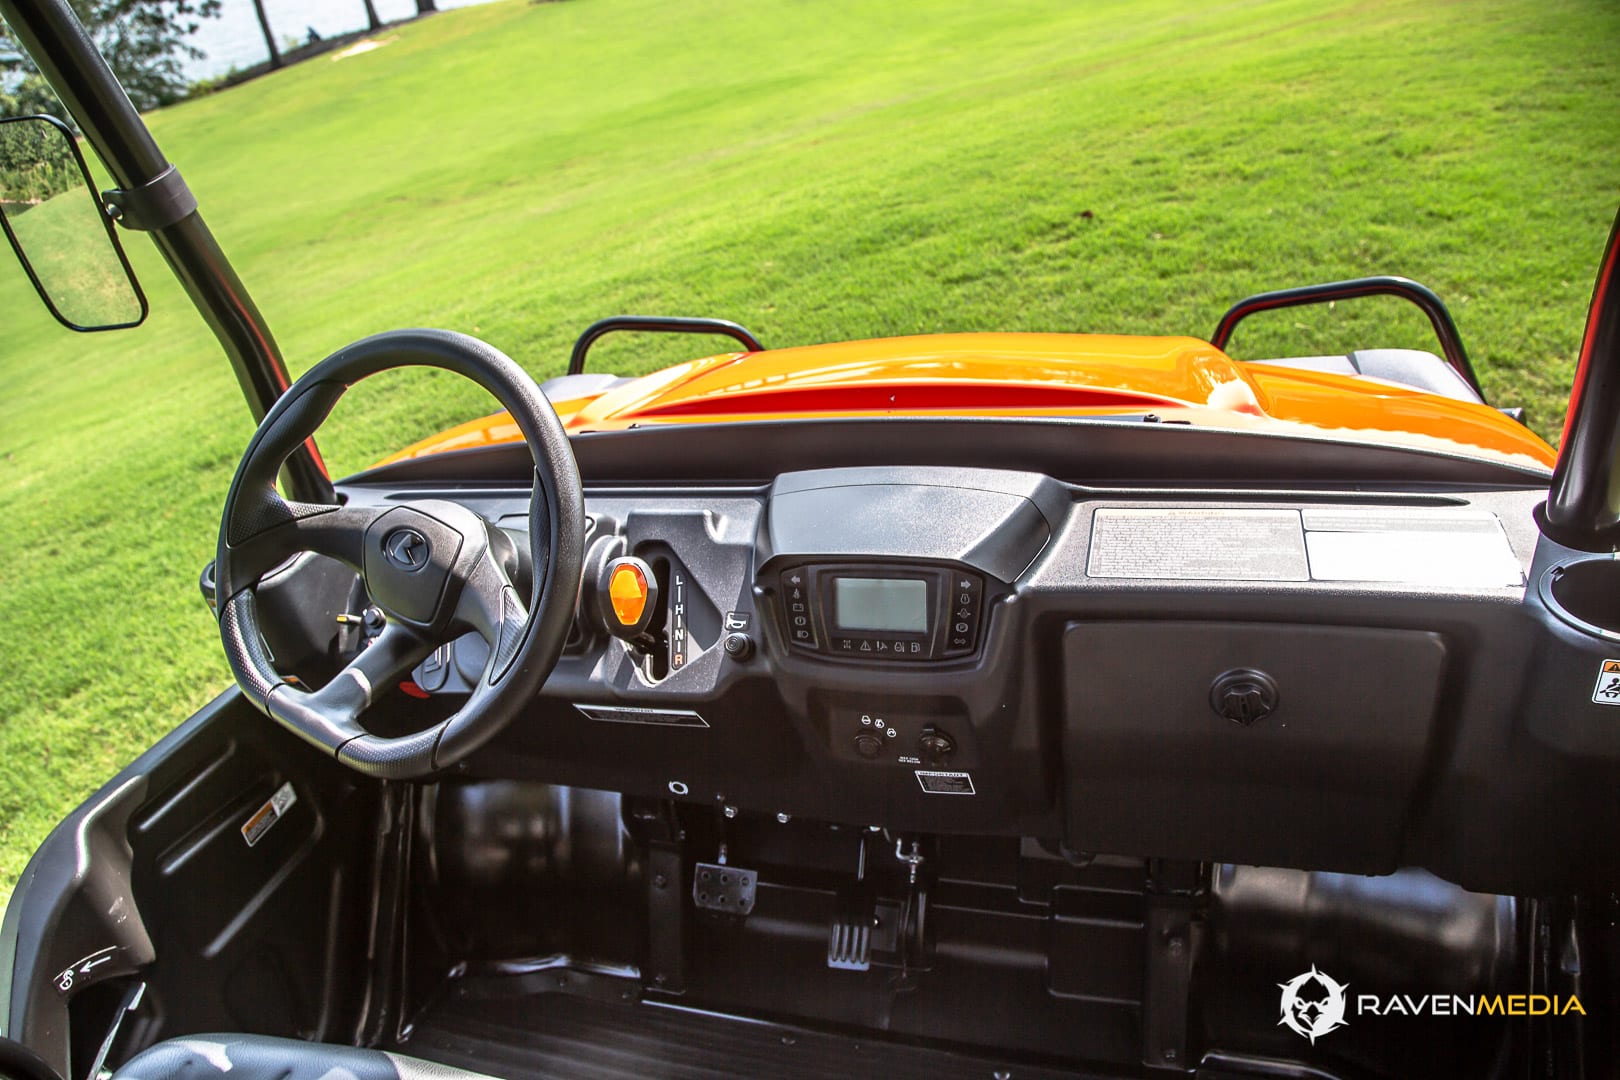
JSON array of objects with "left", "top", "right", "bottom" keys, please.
[{"left": 1540, "top": 556, "right": 1620, "bottom": 642}]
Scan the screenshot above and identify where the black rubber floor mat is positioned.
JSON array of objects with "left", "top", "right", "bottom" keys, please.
[{"left": 396, "top": 990, "right": 1115, "bottom": 1079}]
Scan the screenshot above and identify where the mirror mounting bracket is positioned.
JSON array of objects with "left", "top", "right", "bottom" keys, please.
[{"left": 102, "top": 164, "right": 196, "bottom": 232}]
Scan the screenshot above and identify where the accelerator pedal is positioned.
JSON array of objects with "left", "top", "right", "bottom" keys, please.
[{"left": 827, "top": 891, "right": 876, "bottom": 971}]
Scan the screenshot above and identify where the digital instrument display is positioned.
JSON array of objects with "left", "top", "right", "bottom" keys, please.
[
  {"left": 777, "top": 563, "right": 983, "bottom": 660},
  {"left": 834, "top": 577, "right": 928, "bottom": 633}
]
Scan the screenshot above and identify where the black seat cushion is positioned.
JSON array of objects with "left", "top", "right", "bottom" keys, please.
[{"left": 112, "top": 1034, "right": 498, "bottom": 1080}]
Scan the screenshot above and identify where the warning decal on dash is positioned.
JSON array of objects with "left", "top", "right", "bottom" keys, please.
[
  {"left": 1594, "top": 660, "right": 1620, "bottom": 707},
  {"left": 241, "top": 781, "right": 297, "bottom": 847},
  {"left": 915, "top": 770, "right": 976, "bottom": 795}
]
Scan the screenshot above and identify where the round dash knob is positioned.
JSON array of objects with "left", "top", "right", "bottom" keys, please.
[{"left": 1209, "top": 668, "right": 1280, "bottom": 726}]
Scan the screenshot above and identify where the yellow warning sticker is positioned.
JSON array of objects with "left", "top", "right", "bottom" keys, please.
[{"left": 1594, "top": 661, "right": 1620, "bottom": 707}]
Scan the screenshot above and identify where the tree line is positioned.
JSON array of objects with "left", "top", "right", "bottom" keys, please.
[
  {"left": 252, "top": 1, "right": 438, "bottom": 71},
  {"left": 2, "top": 1, "right": 222, "bottom": 115},
  {"left": 2, "top": 1, "right": 443, "bottom": 117}
]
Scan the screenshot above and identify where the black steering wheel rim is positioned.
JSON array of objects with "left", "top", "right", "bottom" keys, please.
[{"left": 215, "top": 328, "right": 585, "bottom": 778}]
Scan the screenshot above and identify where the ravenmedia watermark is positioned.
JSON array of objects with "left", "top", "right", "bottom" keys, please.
[
  {"left": 1278, "top": 965, "right": 1350, "bottom": 1044},
  {"left": 1358, "top": 994, "right": 1586, "bottom": 1017},
  {"left": 1278, "top": 965, "right": 1586, "bottom": 1044}
]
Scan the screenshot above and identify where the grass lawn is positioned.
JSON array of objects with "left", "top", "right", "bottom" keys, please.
[{"left": 1, "top": 0, "right": 1617, "bottom": 906}]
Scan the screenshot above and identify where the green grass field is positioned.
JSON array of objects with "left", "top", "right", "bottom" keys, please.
[{"left": 1, "top": 0, "right": 1617, "bottom": 907}]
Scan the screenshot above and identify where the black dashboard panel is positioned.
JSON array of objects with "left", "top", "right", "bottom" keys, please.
[
  {"left": 1062, "top": 621, "right": 1447, "bottom": 872},
  {"left": 762, "top": 467, "right": 1066, "bottom": 581},
  {"left": 336, "top": 460, "right": 1620, "bottom": 894}
]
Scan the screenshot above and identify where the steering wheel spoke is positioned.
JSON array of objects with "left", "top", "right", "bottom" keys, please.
[
  {"left": 220, "top": 496, "right": 385, "bottom": 597},
  {"left": 263, "top": 621, "right": 435, "bottom": 755},
  {"left": 294, "top": 502, "right": 385, "bottom": 567},
  {"left": 453, "top": 550, "right": 532, "bottom": 687},
  {"left": 318, "top": 622, "right": 437, "bottom": 715}
]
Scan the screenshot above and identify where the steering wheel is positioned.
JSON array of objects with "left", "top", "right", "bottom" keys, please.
[{"left": 215, "top": 329, "right": 585, "bottom": 778}]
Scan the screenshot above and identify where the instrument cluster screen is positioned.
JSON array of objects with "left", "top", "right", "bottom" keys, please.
[
  {"left": 834, "top": 577, "right": 929, "bottom": 633},
  {"left": 775, "top": 562, "right": 984, "bottom": 661}
]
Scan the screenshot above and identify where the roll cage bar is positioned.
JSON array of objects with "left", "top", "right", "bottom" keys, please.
[{"left": 1211, "top": 275, "right": 1486, "bottom": 402}]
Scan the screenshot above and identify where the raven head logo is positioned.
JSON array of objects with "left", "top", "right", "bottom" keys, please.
[{"left": 1278, "top": 965, "right": 1349, "bottom": 1044}]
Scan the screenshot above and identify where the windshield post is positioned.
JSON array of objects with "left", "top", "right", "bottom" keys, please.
[
  {"left": 1545, "top": 211, "right": 1620, "bottom": 551},
  {"left": 0, "top": 0, "right": 333, "bottom": 503}
]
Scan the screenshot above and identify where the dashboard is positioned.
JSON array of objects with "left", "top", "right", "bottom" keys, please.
[{"left": 281, "top": 421, "right": 1620, "bottom": 898}]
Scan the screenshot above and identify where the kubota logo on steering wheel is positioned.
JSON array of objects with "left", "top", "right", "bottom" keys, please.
[
  {"left": 1279, "top": 965, "right": 1350, "bottom": 1044},
  {"left": 383, "top": 527, "right": 430, "bottom": 571}
]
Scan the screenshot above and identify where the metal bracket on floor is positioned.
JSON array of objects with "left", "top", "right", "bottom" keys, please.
[
  {"left": 356, "top": 783, "right": 414, "bottom": 1048},
  {"left": 1142, "top": 859, "right": 1203, "bottom": 1073},
  {"left": 636, "top": 800, "right": 687, "bottom": 994}
]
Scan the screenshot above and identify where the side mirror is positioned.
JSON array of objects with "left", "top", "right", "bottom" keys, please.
[{"left": 0, "top": 113, "right": 146, "bottom": 331}]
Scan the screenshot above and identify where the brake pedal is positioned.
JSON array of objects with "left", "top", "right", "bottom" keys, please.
[{"left": 692, "top": 862, "right": 756, "bottom": 915}]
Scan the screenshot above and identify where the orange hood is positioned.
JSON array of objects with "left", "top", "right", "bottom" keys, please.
[{"left": 376, "top": 333, "right": 1556, "bottom": 472}]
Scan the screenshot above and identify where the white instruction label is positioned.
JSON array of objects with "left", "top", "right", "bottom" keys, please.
[
  {"left": 1302, "top": 509, "right": 1522, "bottom": 587},
  {"left": 1087, "top": 509, "right": 1308, "bottom": 581},
  {"left": 1594, "top": 660, "right": 1620, "bottom": 707}
]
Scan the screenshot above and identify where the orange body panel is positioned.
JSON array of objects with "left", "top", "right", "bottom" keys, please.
[{"left": 375, "top": 333, "right": 1556, "bottom": 471}]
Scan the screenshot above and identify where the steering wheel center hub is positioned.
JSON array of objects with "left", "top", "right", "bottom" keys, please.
[{"left": 364, "top": 504, "right": 469, "bottom": 626}]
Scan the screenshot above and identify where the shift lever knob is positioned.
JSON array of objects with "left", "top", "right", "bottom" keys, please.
[{"left": 598, "top": 556, "right": 659, "bottom": 642}]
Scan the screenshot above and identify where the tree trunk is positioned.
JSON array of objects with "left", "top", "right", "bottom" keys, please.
[
  {"left": 362, "top": 0, "right": 383, "bottom": 32},
  {"left": 417, "top": 0, "right": 438, "bottom": 11},
  {"left": 252, "top": 0, "right": 282, "bottom": 70}
]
